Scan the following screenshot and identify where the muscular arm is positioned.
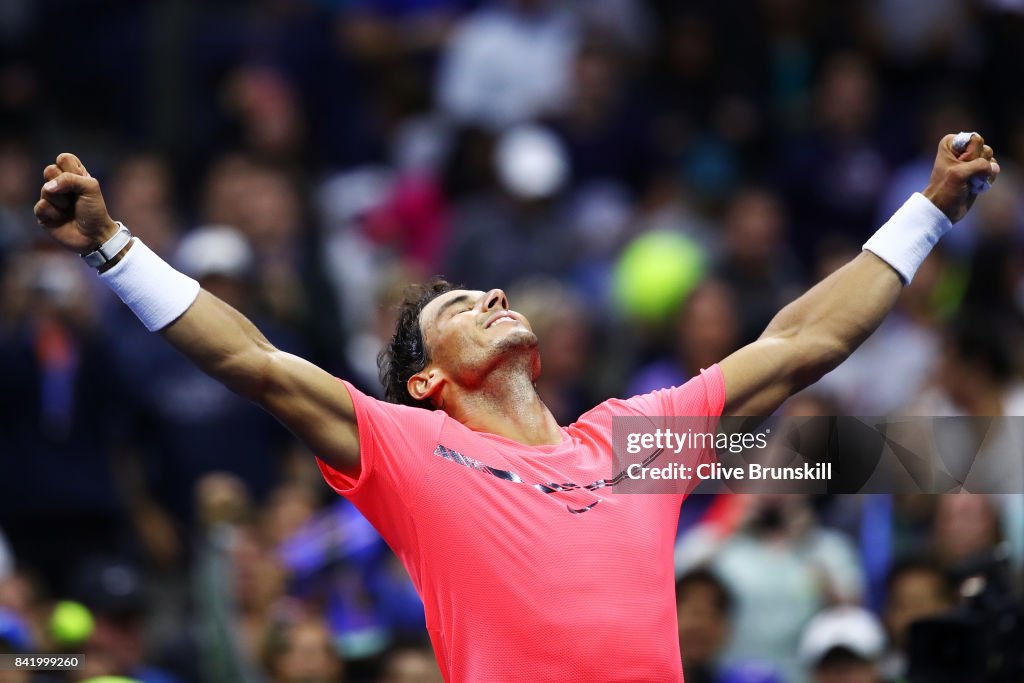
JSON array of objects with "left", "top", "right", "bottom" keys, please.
[
  {"left": 720, "top": 251, "right": 900, "bottom": 415},
  {"left": 160, "top": 290, "right": 360, "bottom": 473},
  {"left": 718, "top": 133, "right": 999, "bottom": 416},
  {"left": 34, "top": 153, "right": 360, "bottom": 474}
]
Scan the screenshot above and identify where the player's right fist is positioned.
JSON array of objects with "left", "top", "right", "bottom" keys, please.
[
  {"left": 922, "top": 133, "right": 999, "bottom": 224},
  {"left": 34, "top": 153, "right": 118, "bottom": 255}
]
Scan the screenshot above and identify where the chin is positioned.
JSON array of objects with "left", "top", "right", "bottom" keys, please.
[{"left": 494, "top": 326, "right": 538, "bottom": 350}]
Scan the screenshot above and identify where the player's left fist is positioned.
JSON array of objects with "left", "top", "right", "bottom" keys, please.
[{"left": 922, "top": 133, "right": 1000, "bottom": 223}]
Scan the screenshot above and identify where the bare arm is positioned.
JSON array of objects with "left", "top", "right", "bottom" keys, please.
[
  {"left": 720, "top": 251, "right": 900, "bottom": 415},
  {"left": 719, "top": 133, "right": 1000, "bottom": 416},
  {"left": 34, "top": 153, "right": 360, "bottom": 473},
  {"left": 159, "top": 290, "right": 360, "bottom": 472}
]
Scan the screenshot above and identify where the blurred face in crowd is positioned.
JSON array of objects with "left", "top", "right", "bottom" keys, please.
[
  {"left": 572, "top": 46, "right": 621, "bottom": 120},
  {"left": 813, "top": 655, "right": 881, "bottom": 683},
  {"left": 884, "top": 567, "right": 953, "bottom": 651},
  {"left": 237, "top": 167, "right": 302, "bottom": 251},
  {"left": 0, "top": 143, "right": 32, "bottom": 207},
  {"left": 108, "top": 155, "right": 178, "bottom": 255},
  {"left": 745, "top": 493, "right": 813, "bottom": 537},
  {"left": 225, "top": 65, "right": 304, "bottom": 160},
  {"left": 261, "top": 483, "right": 317, "bottom": 546},
  {"left": 724, "top": 190, "right": 785, "bottom": 273},
  {"left": 817, "top": 53, "right": 877, "bottom": 136},
  {"left": 933, "top": 494, "right": 1000, "bottom": 567},
  {"left": 509, "top": 281, "right": 588, "bottom": 385},
  {"left": 412, "top": 288, "right": 539, "bottom": 401},
  {"left": 268, "top": 618, "right": 344, "bottom": 683},
  {"left": 676, "top": 280, "right": 739, "bottom": 373},
  {"left": 676, "top": 580, "right": 729, "bottom": 666},
  {"left": 84, "top": 613, "right": 147, "bottom": 677},
  {"left": 202, "top": 153, "right": 256, "bottom": 228},
  {"left": 380, "top": 647, "right": 443, "bottom": 683},
  {"left": 231, "top": 527, "right": 288, "bottom": 613}
]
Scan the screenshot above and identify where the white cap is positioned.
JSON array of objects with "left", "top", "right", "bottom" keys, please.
[
  {"left": 175, "top": 225, "right": 254, "bottom": 279},
  {"left": 799, "top": 606, "right": 886, "bottom": 668},
  {"left": 494, "top": 124, "right": 569, "bottom": 200}
]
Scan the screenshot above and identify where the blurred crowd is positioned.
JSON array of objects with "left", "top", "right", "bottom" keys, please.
[{"left": 1, "top": 0, "right": 1024, "bottom": 681}]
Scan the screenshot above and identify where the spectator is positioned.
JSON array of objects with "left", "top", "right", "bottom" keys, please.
[
  {"left": 262, "top": 615, "right": 345, "bottom": 683},
  {"left": 437, "top": 0, "right": 579, "bottom": 128},
  {"left": 194, "top": 520, "right": 290, "bottom": 683},
  {"left": 910, "top": 318, "right": 1024, "bottom": 493},
  {"left": 106, "top": 154, "right": 180, "bottom": 258},
  {"left": 798, "top": 606, "right": 887, "bottom": 683},
  {"left": 378, "top": 641, "right": 443, "bottom": 683},
  {"left": 444, "top": 124, "right": 577, "bottom": 289},
  {"left": 880, "top": 560, "right": 955, "bottom": 681},
  {"left": 676, "top": 569, "right": 732, "bottom": 683},
  {"left": 777, "top": 52, "right": 890, "bottom": 262},
  {"left": 627, "top": 279, "right": 742, "bottom": 397},
  {"left": 0, "top": 140, "right": 35, "bottom": 276},
  {"left": 0, "top": 607, "right": 32, "bottom": 683},
  {"left": 0, "top": 246, "right": 129, "bottom": 593},
  {"left": 676, "top": 495, "right": 865, "bottom": 682},
  {"left": 714, "top": 188, "right": 803, "bottom": 344},
  {"left": 71, "top": 558, "right": 181, "bottom": 683},
  {"left": 931, "top": 494, "right": 1001, "bottom": 571}
]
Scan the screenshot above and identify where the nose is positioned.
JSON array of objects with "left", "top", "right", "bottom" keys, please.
[{"left": 481, "top": 288, "right": 509, "bottom": 311}]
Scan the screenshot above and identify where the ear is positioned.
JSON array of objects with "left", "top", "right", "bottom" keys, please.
[{"left": 407, "top": 367, "right": 444, "bottom": 405}]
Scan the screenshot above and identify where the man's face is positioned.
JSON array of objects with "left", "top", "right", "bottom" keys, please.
[
  {"left": 676, "top": 583, "right": 729, "bottom": 665},
  {"left": 813, "top": 659, "right": 880, "bottom": 683},
  {"left": 884, "top": 569, "right": 952, "bottom": 650},
  {"left": 417, "top": 288, "right": 539, "bottom": 391}
]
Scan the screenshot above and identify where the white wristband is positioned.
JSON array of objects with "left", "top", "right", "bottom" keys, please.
[
  {"left": 99, "top": 238, "right": 200, "bottom": 331},
  {"left": 862, "top": 192, "right": 952, "bottom": 284}
]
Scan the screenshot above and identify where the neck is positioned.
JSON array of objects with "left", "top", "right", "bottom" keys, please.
[{"left": 443, "top": 360, "right": 563, "bottom": 446}]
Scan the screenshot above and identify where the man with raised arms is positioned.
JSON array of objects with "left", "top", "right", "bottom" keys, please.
[{"left": 33, "top": 134, "right": 997, "bottom": 681}]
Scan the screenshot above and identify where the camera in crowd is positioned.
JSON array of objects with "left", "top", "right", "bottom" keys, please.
[{"left": 908, "top": 544, "right": 1024, "bottom": 683}]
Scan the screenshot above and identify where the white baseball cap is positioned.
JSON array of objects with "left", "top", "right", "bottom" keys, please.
[
  {"left": 494, "top": 124, "right": 569, "bottom": 200},
  {"left": 175, "top": 225, "right": 254, "bottom": 279},
  {"left": 799, "top": 606, "right": 886, "bottom": 668}
]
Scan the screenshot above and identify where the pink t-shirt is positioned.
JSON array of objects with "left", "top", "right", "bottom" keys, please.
[{"left": 317, "top": 365, "right": 726, "bottom": 682}]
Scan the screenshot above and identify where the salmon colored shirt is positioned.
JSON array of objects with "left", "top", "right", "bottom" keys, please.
[{"left": 317, "top": 365, "right": 726, "bottom": 682}]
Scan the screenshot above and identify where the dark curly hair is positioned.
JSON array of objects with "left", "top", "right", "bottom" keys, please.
[{"left": 378, "top": 278, "right": 460, "bottom": 409}]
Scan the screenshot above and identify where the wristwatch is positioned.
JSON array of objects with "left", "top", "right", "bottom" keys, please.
[{"left": 81, "top": 222, "right": 132, "bottom": 269}]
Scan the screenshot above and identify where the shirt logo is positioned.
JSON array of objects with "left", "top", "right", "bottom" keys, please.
[{"left": 432, "top": 444, "right": 666, "bottom": 514}]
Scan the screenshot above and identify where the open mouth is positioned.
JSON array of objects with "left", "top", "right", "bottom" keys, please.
[{"left": 486, "top": 313, "right": 518, "bottom": 328}]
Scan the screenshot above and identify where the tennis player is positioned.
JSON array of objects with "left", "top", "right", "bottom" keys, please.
[{"left": 34, "top": 134, "right": 997, "bottom": 681}]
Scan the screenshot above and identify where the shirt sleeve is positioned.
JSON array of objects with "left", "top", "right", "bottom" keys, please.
[
  {"left": 316, "top": 380, "right": 444, "bottom": 500},
  {"left": 618, "top": 365, "right": 726, "bottom": 418}
]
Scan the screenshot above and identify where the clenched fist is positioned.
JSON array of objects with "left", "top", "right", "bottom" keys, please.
[
  {"left": 34, "top": 153, "right": 118, "bottom": 255},
  {"left": 923, "top": 133, "right": 1000, "bottom": 223}
]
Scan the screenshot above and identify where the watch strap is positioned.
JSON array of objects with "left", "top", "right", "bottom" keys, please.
[{"left": 82, "top": 222, "right": 132, "bottom": 268}]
